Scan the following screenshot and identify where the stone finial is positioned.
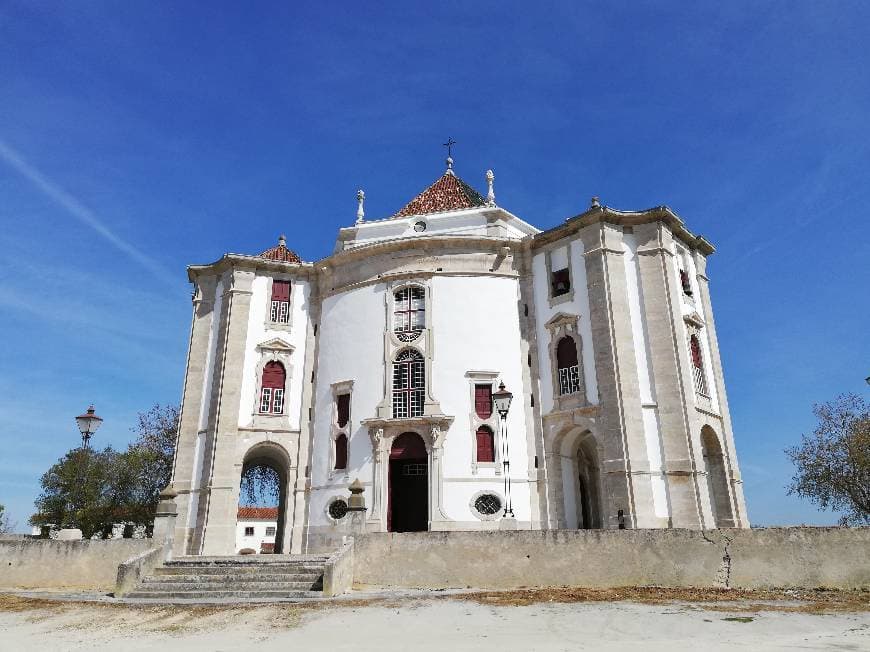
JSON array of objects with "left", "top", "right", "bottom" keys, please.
[
  {"left": 159, "top": 484, "right": 178, "bottom": 500},
  {"left": 348, "top": 478, "right": 366, "bottom": 511},
  {"left": 446, "top": 156, "right": 455, "bottom": 176},
  {"left": 278, "top": 234, "right": 287, "bottom": 248},
  {"left": 356, "top": 189, "right": 365, "bottom": 224},
  {"left": 486, "top": 169, "right": 496, "bottom": 206},
  {"left": 591, "top": 196, "right": 601, "bottom": 209}
]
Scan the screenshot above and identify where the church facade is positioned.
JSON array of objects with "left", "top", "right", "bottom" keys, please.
[{"left": 169, "top": 161, "right": 748, "bottom": 555}]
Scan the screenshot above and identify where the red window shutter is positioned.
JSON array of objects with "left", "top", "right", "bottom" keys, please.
[
  {"left": 556, "top": 337, "right": 578, "bottom": 370},
  {"left": 334, "top": 434, "right": 348, "bottom": 470},
  {"left": 474, "top": 384, "right": 492, "bottom": 419},
  {"left": 262, "top": 361, "right": 286, "bottom": 389},
  {"left": 476, "top": 426, "right": 495, "bottom": 463},
  {"left": 337, "top": 394, "right": 350, "bottom": 427},
  {"left": 690, "top": 335, "right": 703, "bottom": 369},
  {"left": 271, "top": 280, "right": 291, "bottom": 302}
]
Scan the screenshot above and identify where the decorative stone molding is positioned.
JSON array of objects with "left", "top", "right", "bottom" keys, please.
[
  {"left": 328, "top": 380, "right": 354, "bottom": 481},
  {"left": 464, "top": 370, "right": 501, "bottom": 474},
  {"left": 248, "top": 337, "right": 295, "bottom": 430},
  {"left": 544, "top": 312, "right": 588, "bottom": 411},
  {"left": 683, "top": 311, "right": 706, "bottom": 329},
  {"left": 361, "top": 414, "right": 455, "bottom": 532}
]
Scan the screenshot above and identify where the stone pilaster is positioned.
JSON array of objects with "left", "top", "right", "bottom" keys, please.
[
  {"left": 634, "top": 223, "right": 704, "bottom": 528},
  {"left": 579, "top": 223, "right": 653, "bottom": 528},
  {"left": 196, "top": 268, "right": 255, "bottom": 555},
  {"left": 171, "top": 275, "right": 216, "bottom": 554},
  {"left": 693, "top": 253, "right": 749, "bottom": 527}
]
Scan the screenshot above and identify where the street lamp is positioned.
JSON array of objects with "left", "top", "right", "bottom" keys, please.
[
  {"left": 492, "top": 381, "right": 514, "bottom": 518},
  {"left": 75, "top": 405, "right": 103, "bottom": 449}
]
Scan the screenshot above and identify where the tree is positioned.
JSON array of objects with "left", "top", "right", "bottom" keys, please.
[
  {"left": 786, "top": 393, "right": 870, "bottom": 526},
  {"left": 30, "top": 404, "right": 180, "bottom": 537},
  {"left": 30, "top": 446, "right": 128, "bottom": 538},
  {"left": 120, "top": 404, "right": 179, "bottom": 524},
  {"left": 240, "top": 465, "right": 281, "bottom": 506}
]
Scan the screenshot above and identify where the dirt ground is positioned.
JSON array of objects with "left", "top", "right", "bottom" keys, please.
[{"left": 0, "top": 587, "right": 868, "bottom": 651}]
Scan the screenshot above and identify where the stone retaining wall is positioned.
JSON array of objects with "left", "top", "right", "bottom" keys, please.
[
  {"left": 0, "top": 539, "right": 153, "bottom": 590},
  {"left": 352, "top": 528, "right": 870, "bottom": 590}
]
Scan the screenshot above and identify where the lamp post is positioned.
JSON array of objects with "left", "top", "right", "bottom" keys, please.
[
  {"left": 75, "top": 405, "right": 103, "bottom": 449},
  {"left": 492, "top": 381, "right": 514, "bottom": 519}
]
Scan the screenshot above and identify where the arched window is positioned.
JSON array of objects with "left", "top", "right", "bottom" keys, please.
[
  {"left": 334, "top": 434, "right": 348, "bottom": 470},
  {"left": 259, "top": 361, "right": 286, "bottom": 414},
  {"left": 556, "top": 337, "right": 581, "bottom": 396},
  {"left": 394, "top": 287, "right": 425, "bottom": 341},
  {"left": 392, "top": 349, "right": 425, "bottom": 418},
  {"left": 476, "top": 425, "right": 495, "bottom": 463},
  {"left": 690, "top": 334, "right": 708, "bottom": 395}
]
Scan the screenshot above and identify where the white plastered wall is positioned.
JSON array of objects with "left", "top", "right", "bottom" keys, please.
[
  {"left": 531, "top": 239, "right": 599, "bottom": 414},
  {"left": 237, "top": 275, "right": 312, "bottom": 430},
  {"left": 308, "top": 284, "right": 386, "bottom": 526},
  {"left": 429, "top": 275, "right": 531, "bottom": 523}
]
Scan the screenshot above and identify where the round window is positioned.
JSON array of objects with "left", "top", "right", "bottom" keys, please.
[
  {"left": 328, "top": 499, "right": 349, "bottom": 520},
  {"left": 474, "top": 494, "right": 502, "bottom": 516},
  {"left": 413, "top": 221, "right": 427, "bottom": 232}
]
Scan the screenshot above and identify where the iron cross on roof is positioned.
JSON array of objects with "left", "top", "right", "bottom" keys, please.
[{"left": 442, "top": 137, "right": 456, "bottom": 159}]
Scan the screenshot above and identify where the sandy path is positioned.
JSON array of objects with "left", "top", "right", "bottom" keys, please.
[{"left": 0, "top": 596, "right": 868, "bottom": 651}]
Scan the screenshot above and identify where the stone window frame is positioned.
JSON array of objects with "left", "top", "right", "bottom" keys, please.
[
  {"left": 673, "top": 244, "right": 696, "bottom": 305},
  {"left": 264, "top": 275, "right": 296, "bottom": 332},
  {"left": 545, "top": 313, "right": 587, "bottom": 411},
  {"left": 375, "top": 279, "right": 444, "bottom": 420},
  {"left": 544, "top": 244, "right": 575, "bottom": 308},
  {"left": 469, "top": 489, "right": 505, "bottom": 521},
  {"left": 249, "top": 338, "right": 294, "bottom": 429},
  {"left": 329, "top": 380, "right": 354, "bottom": 481},
  {"left": 324, "top": 494, "right": 350, "bottom": 524},
  {"left": 465, "top": 370, "right": 502, "bottom": 475},
  {"left": 683, "top": 315, "right": 715, "bottom": 411}
]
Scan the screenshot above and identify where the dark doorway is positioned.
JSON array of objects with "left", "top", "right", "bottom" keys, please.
[{"left": 388, "top": 432, "right": 428, "bottom": 532}]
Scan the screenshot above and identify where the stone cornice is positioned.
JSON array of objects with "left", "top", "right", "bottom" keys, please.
[
  {"left": 531, "top": 205, "right": 716, "bottom": 257},
  {"left": 188, "top": 254, "right": 315, "bottom": 283}
]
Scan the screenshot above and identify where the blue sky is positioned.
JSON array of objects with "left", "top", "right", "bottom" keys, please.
[{"left": 1, "top": 2, "right": 868, "bottom": 530}]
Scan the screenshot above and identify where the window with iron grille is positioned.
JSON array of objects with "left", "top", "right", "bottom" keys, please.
[
  {"left": 265, "top": 526, "right": 276, "bottom": 536},
  {"left": 244, "top": 526, "right": 254, "bottom": 536},
  {"left": 551, "top": 268, "right": 571, "bottom": 297},
  {"left": 260, "top": 361, "right": 286, "bottom": 414},
  {"left": 328, "top": 499, "right": 348, "bottom": 520},
  {"left": 393, "top": 286, "right": 425, "bottom": 342},
  {"left": 476, "top": 425, "right": 495, "bottom": 463},
  {"left": 392, "top": 349, "right": 425, "bottom": 418},
  {"left": 690, "top": 334, "right": 709, "bottom": 396},
  {"left": 474, "top": 384, "right": 492, "bottom": 419},
  {"left": 270, "top": 280, "right": 291, "bottom": 323},
  {"left": 556, "top": 337, "right": 581, "bottom": 395},
  {"left": 474, "top": 494, "right": 502, "bottom": 516}
]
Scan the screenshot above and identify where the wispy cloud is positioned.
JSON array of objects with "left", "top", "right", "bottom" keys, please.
[{"left": 0, "top": 138, "right": 177, "bottom": 287}]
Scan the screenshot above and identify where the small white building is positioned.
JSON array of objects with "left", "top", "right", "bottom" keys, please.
[
  {"left": 170, "top": 157, "right": 749, "bottom": 556},
  {"left": 235, "top": 507, "right": 278, "bottom": 554}
]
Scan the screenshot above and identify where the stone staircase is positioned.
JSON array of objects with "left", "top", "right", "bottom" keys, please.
[{"left": 123, "top": 554, "right": 331, "bottom": 601}]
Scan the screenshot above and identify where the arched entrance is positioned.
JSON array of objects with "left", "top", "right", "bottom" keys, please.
[
  {"left": 576, "top": 436, "right": 602, "bottom": 529},
  {"left": 238, "top": 444, "right": 289, "bottom": 553},
  {"left": 388, "top": 432, "right": 428, "bottom": 532},
  {"left": 701, "top": 426, "right": 734, "bottom": 528}
]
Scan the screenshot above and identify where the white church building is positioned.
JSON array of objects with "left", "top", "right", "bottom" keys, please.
[{"left": 169, "top": 157, "right": 749, "bottom": 555}]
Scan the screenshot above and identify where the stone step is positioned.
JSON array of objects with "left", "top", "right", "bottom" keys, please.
[
  {"left": 124, "top": 589, "right": 324, "bottom": 600},
  {"left": 144, "top": 572, "right": 322, "bottom": 584},
  {"left": 136, "top": 580, "right": 320, "bottom": 592},
  {"left": 154, "top": 564, "right": 326, "bottom": 575},
  {"left": 167, "top": 555, "right": 330, "bottom": 565}
]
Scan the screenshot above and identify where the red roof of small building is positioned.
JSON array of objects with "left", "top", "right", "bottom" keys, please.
[
  {"left": 393, "top": 171, "right": 487, "bottom": 218},
  {"left": 237, "top": 506, "right": 279, "bottom": 520},
  {"left": 259, "top": 235, "right": 302, "bottom": 263}
]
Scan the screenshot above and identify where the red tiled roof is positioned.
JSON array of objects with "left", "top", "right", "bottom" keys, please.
[
  {"left": 393, "top": 172, "right": 487, "bottom": 218},
  {"left": 259, "top": 235, "right": 302, "bottom": 263},
  {"left": 237, "top": 506, "right": 279, "bottom": 520}
]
